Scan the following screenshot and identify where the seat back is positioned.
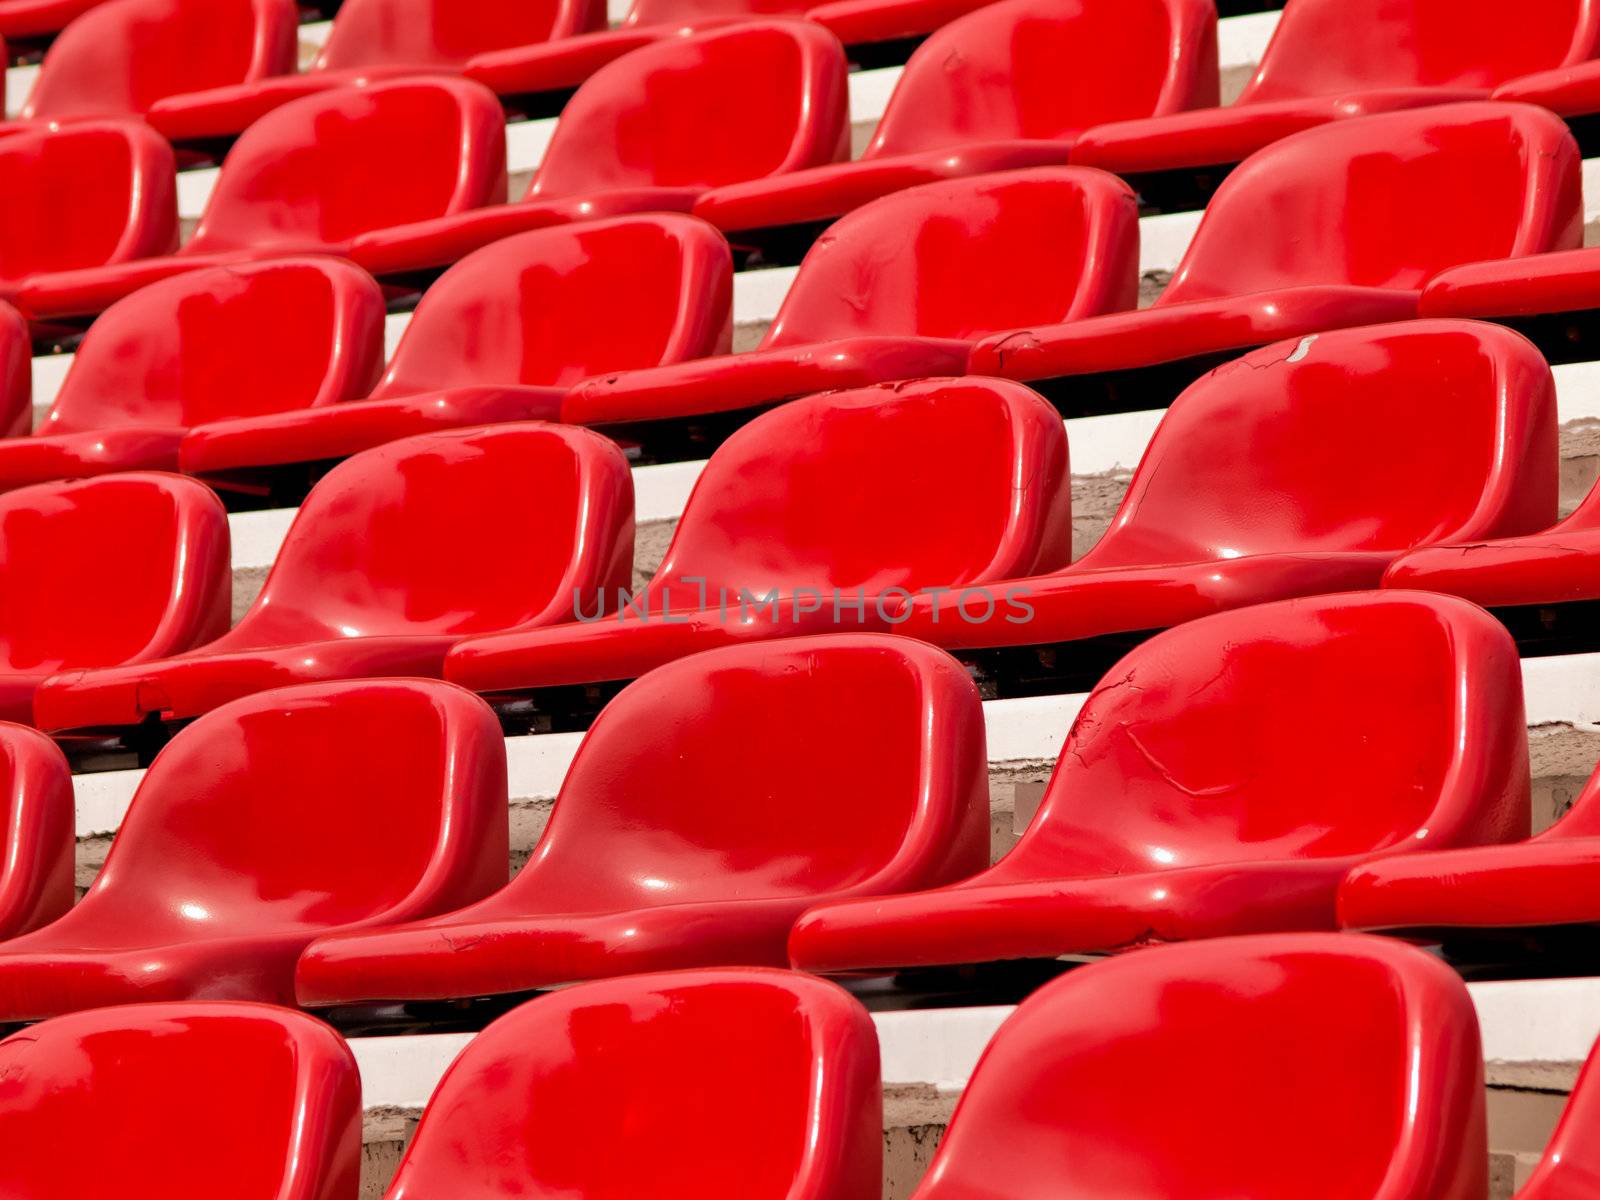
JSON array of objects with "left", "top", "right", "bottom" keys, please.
[
  {"left": 912, "top": 935, "right": 1486, "bottom": 1200},
  {"left": 988, "top": 592, "right": 1528, "bottom": 883},
  {"left": 647, "top": 378, "right": 1071, "bottom": 606},
  {"left": 1242, "top": 0, "right": 1600, "bottom": 104},
  {"left": 762, "top": 168, "right": 1138, "bottom": 348},
  {"left": 527, "top": 22, "right": 848, "bottom": 200},
  {"left": 0, "top": 724, "right": 72, "bottom": 939},
  {"left": 22, "top": 0, "right": 297, "bottom": 121},
  {"left": 384, "top": 969, "right": 880, "bottom": 1200},
  {"left": 0, "top": 473, "right": 228, "bottom": 674},
  {"left": 318, "top": 0, "right": 601, "bottom": 71},
  {"left": 42, "top": 259, "right": 386, "bottom": 435},
  {"left": 186, "top": 78, "right": 507, "bottom": 255},
  {"left": 0, "top": 1003, "right": 360, "bottom": 1200},
  {"left": 0, "top": 121, "right": 175, "bottom": 282},
  {"left": 1079, "top": 321, "right": 1556, "bottom": 569},
  {"left": 622, "top": 0, "right": 807, "bottom": 27},
  {"left": 371, "top": 216, "right": 731, "bottom": 399},
  {"left": 867, "top": 0, "right": 1217, "bottom": 158},
  {"left": 0, "top": 302, "right": 29, "bottom": 437},
  {"left": 235, "top": 425, "right": 634, "bottom": 645},
  {"left": 505, "top": 636, "right": 987, "bottom": 912},
  {"left": 1160, "top": 102, "right": 1581, "bottom": 303}
]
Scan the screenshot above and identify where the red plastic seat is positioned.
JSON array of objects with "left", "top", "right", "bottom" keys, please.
[
  {"left": 0, "top": 724, "right": 71, "bottom": 941},
  {"left": 34, "top": 424, "right": 634, "bottom": 734},
  {"left": 19, "top": 78, "right": 506, "bottom": 323},
  {"left": 789, "top": 592, "right": 1528, "bottom": 977},
  {"left": 18, "top": 0, "right": 298, "bottom": 124},
  {"left": 448, "top": 378, "right": 1070, "bottom": 699},
  {"left": 298, "top": 634, "right": 987, "bottom": 1006},
  {"left": 0, "top": 1003, "right": 360, "bottom": 1198},
  {"left": 802, "top": 0, "right": 1004, "bottom": 65},
  {"left": 563, "top": 168, "right": 1137, "bottom": 445},
  {"left": 0, "top": 0, "right": 107, "bottom": 42},
  {"left": 0, "top": 259, "right": 384, "bottom": 493},
  {"left": 970, "top": 103, "right": 1581, "bottom": 415},
  {"left": 379, "top": 969, "right": 880, "bottom": 1199},
  {"left": 146, "top": 0, "right": 602, "bottom": 144},
  {"left": 900, "top": 320, "right": 1555, "bottom": 659},
  {"left": 1418, "top": 247, "right": 1600, "bottom": 362},
  {"left": 351, "top": 22, "right": 848, "bottom": 279},
  {"left": 692, "top": 0, "right": 1214, "bottom": 256},
  {"left": 0, "top": 679, "right": 508, "bottom": 1021},
  {"left": 0, "top": 473, "right": 228, "bottom": 726},
  {"left": 1072, "top": 0, "right": 1600, "bottom": 213},
  {"left": 902, "top": 934, "right": 1487, "bottom": 1200},
  {"left": 1516, "top": 1034, "right": 1600, "bottom": 1198},
  {"left": 1494, "top": 56, "right": 1600, "bottom": 156},
  {"left": 179, "top": 216, "right": 730, "bottom": 493},
  {"left": 0, "top": 302, "right": 29, "bottom": 437}
]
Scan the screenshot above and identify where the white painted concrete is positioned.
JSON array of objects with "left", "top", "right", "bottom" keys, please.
[{"left": 4, "top": 62, "right": 36, "bottom": 118}]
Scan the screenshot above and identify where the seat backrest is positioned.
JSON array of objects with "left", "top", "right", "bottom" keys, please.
[
  {"left": 622, "top": 0, "right": 807, "bottom": 27},
  {"left": 42, "top": 258, "right": 386, "bottom": 435},
  {"left": 185, "top": 78, "right": 507, "bottom": 255},
  {"left": 1078, "top": 321, "right": 1556, "bottom": 569},
  {"left": 527, "top": 21, "right": 848, "bottom": 200},
  {"left": 22, "top": 0, "right": 297, "bottom": 121},
  {"left": 234, "top": 425, "right": 634, "bottom": 645},
  {"left": 0, "top": 302, "right": 29, "bottom": 438},
  {"left": 0, "top": 120, "right": 176, "bottom": 282},
  {"left": 911, "top": 934, "right": 1486, "bottom": 1200},
  {"left": 1160, "top": 102, "right": 1581, "bottom": 303},
  {"left": 0, "top": 724, "right": 72, "bottom": 939},
  {"left": 987, "top": 592, "right": 1528, "bottom": 883},
  {"left": 761, "top": 168, "right": 1138, "bottom": 348},
  {"left": 646, "top": 378, "right": 1071, "bottom": 606},
  {"left": 0, "top": 473, "right": 229, "bottom": 674},
  {"left": 384, "top": 969, "right": 880, "bottom": 1200},
  {"left": 371, "top": 215, "right": 731, "bottom": 398},
  {"left": 0, "top": 1002, "right": 361, "bottom": 1200},
  {"left": 317, "top": 0, "right": 601, "bottom": 71},
  {"left": 1519, "top": 1032, "right": 1600, "bottom": 1197},
  {"left": 866, "top": 0, "right": 1217, "bottom": 158},
  {"left": 501, "top": 636, "right": 988, "bottom": 912},
  {"left": 1242, "top": 0, "right": 1600, "bottom": 104}
]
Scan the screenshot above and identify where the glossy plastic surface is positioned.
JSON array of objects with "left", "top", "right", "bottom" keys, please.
[
  {"left": 453, "top": 378, "right": 1070, "bottom": 695},
  {"left": 1493, "top": 56, "right": 1600, "bottom": 118},
  {"left": 351, "top": 22, "right": 848, "bottom": 277},
  {"left": 0, "top": 473, "right": 228, "bottom": 726},
  {"left": 145, "top": 0, "right": 602, "bottom": 141},
  {"left": 0, "top": 679, "right": 508, "bottom": 1020},
  {"left": 180, "top": 216, "right": 731, "bottom": 477},
  {"left": 0, "top": 0, "right": 107, "bottom": 38},
  {"left": 1420, "top": 244, "right": 1600, "bottom": 323},
  {"left": 0, "top": 302, "right": 29, "bottom": 437},
  {"left": 790, "top": 593, "right": 1529, "bottom": 974},
  {"left": 1072, "top": 0, "right": 1600, "bottom": 177},
  {"left": 299, "top": 635, "right": 988, "bottom": 1004},
  {"left": 566, "top": 168, "right": 1138, "bottom": 427},
  {"left": 906, "top": 934, "right": 1486, "bottom": 1200},
  {"left": 971, "top": 103, "right": 1582, "bottom": 387},
  {"left": 0, "top": 724, "right": 71, "bottom": 940},
  {"left": 0, "top": 259, "right": 385, "bottom": 491},
  {"left": 382, "top": 969, "right": 880, "bottom": 1200},
  {"left": 0, "top": 1002, "right": 360, "bottom": 1199},
  {"left": 20, "top": 79, "right": 506, "bottom": 321},
  {"left": 1518, "top": 1033, "right": 1600, "bottom": 1199},
  {"left": 805, "top": 0, "right": 996, "bottom": 52},
  {"left": 909, "top": 320, "right": 1556, "bottom": 650},
  {"left": 36, "top": 425, "right": 634, "bottom": 731},
  {"left": 694, "top": 0, "right": 1216, "bottom": 237},
  {"left": 20, "top": 0, "right": 298, "bottom": 122}
]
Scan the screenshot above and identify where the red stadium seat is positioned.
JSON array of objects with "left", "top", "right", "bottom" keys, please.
[
  {"left": 179, "top": 216, "right": 731, "bottom": 496},
  {"left": 970, "top": 103, "right": 1580, "bottom": 416},
  {"left": 0, "top": 679, "right": 508, "bottom": 1020},
  {"left": 18, "top": 0, "right": 298, "bottom": 124},
  {"left": 692, "top": 0, "right": 1216, "bottom": 260},
  {"left": 0, "top": 302, "right": 29, "bottom": 436},
  {"left": 0, "top": 1003, "right": 360, "bottom": 1197},
  {"left": 0, "top": 0, "right": 108, "bottom": 44},
  {"left": 0, "top": 724, "right": 71, "bottom": 941},
  {"left": 1495, "top": 56, "right": 1600, "bottom": 156},
  {"left": 1073, "top": 0, "right": 1600, "bottom": 213},
  {"left": 19, "top": 78, "right": 506, "bottom": 323},
  {"left": 1419, "top": 247, "right": 1600, "bottom": 362},
  {"left": 0, "top": 473, "right": 228, "bottom": 726},
  {"left": 0, "top": 259, "right": 384, "bottom": 493},
  {"left": 296, "top": 635, "right": 988, "bottom": 1008},
  {"left": 147, "top": 0, "right": 603, "bottom": 144},
  {"left": 351, "top": 22, "right": 848, "bottom": 279},
  {"left": 378, "top": 970, "right": 881, "bottom": 1199},
  {"left": 899, "top": 321, "right": 1555, "bottom": 675},
  {"left": 901, "top": 935, "right": 1486, "bottom": 1199},
  {"left": 34, "top": 425, "right": 634, "bottom": 734},
  {"left": 563, "top": 168, "right": 1137, "bottom": 454},
  {"left": 1517, "top": 1036, "right": 1600, "bottom": 1197},
  {"left": 447, "top": 378, "right": 1070, "bottom": 701}
]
